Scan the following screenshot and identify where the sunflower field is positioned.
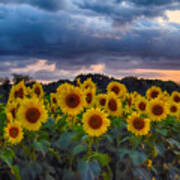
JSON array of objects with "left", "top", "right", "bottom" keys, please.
[{"left": 0, "top": 77, "right": 180, "bottom": 180}]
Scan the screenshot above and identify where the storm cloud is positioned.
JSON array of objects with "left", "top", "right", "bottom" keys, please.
[{"left": 0, "top": 0, "right": 180, "bottom": 81}]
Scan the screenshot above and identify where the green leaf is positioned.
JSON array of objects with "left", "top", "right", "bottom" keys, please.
[
  {"left": 33, "top": 139, "right": 50, "bottom": 153},
  {"left": 129, "top": 151, "right": 147, "bottom": 166},
  {"left": 72, "top": 144, "right": 87, "bottom": 156},
  {"left": 104, "top": 134, "right": 113, "bottom": 144},
  {"left": 120, "top": 136, "right": 129, "bottom": 144},
  {"left": 92, "top": 152, "right": 110, "bottom": 167},
  {"left": 155, "top": 144, "right": 165, "bottom": 156},
  {"left": 119, "top": 149, "right": 147, "bottom": 166},
  {"left": 78, "top": 160, "right": 101, "bottom": 180},
  {"left": 119, "top": 148, "right": 130, "bottom": 160},
  {"left": 167, "top": 138, "right": 180, "bottom": 150},
  {"left": 133, "top": 167, "right": 151, "bottom": 180},
  {"left": 63, "top": 169, "right": 77, "bottom": 180},
  {"left": 55, "top": 132, "right": 77, "bottom": 150},
  {"left": 45, "top": 174, "right": 55, "bottom": 180},
  {"left": 156, "top": 129, "right": 167, "bottom": 136},
  {"left": 11, "top": 165, "right": 21, "bottom": 180},
  {"left": 0, "top": 150, "right": 15, "bottom": 167}
]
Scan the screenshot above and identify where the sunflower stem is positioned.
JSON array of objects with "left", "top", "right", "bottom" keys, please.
[{"left": 87, "top": 137, "right": 94, "bottom": 160}]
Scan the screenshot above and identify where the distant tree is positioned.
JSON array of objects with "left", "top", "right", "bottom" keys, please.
[
  {"left": 0, "top": 77, "right": 11, "bottom": 101},
  {"left": 12, "top": 73, "right": 32, "bottom": 84}
]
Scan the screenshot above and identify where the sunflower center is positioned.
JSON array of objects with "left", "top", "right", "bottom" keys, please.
[
  {"left": 152, "top": 105, "right": 163, "bottom": 116},
  {"left": 108, "top": 99, "right": 117, "bottom": 111},
  {"left": 88, "top": 115, "right": 103, "bottom": 129},
  {"left": 99, "top": 98, "right": 106, "bottom": 106},
  {"left": 139, "top": 102, "right": 146, "bottom": 111},
  {"left": 65, "top": 93, "right": 80, "bottom": 108},
  {"left": 35, "top": 87, "right": 41, "bottom": 96},
  {"left": 9, "top": 127, "right": 19, "bottom": 138},
  {"left": 26, "top": 107, "right": 41, "bottom": 123},
  {"left": 133, "top": 118, "right": 145, "bottom": 130},
  {"left": 51, "top": 106, "right": 55, "bottom": 113},
  {"left": 170, "top": 105, "right": 177, "bottom": 113},
  {"left": 10, "top": 108, "right": 16, "bottom": 119},
  {"left": 111, "top": 86, "right": 120, "bottom": 95},
  {"left": 150, "top": 90, "right": 159, "bottom": 99},
  {"left": 52, "top": 97, "right": 57, "bottom": 104},
  {"left": 14, "top": 88, "right": 24, "bottom": 99},
  {"left": 127, "top": 97, "right": 132, "bottom": 107},
  {"left": 86, "top": 93, "right": 92, "bottom": 104},
  {"left": 85, "top": 85, "right": 90, "bottom": 89},
  {"left": 174, "top": 95, "right": 180, "bottom": 103}
]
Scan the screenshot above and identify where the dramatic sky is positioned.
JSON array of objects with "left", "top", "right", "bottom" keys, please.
[{"left": 0, "top": 0, "right": 180, "bottom": 83}]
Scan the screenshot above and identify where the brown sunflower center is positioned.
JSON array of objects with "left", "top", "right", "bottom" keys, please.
[
  {"left": 133, "top": 117, "right": 145, "bottom": 130},
  {"left": 52, "top": 97, "right": 57, "bottom": 104},
  {"left": 152, "top": 104, "right": 163, "bottom": 116},
  {"left": 35, "top": 87, "right": 41, "bottom": 96},
  {"left": 111, "top": 86, "right": 120, "bottom": 95},
  {"left": 150, "top": 90, "right": 159, "bottom": 99},
  {"left": 127, "top": 97, "right": 132, "bottom": 107},
  {"left": 170, "top": 105, "right": 177, "bottom": 113},
  {"left": 51, "top": 106, "right": 55, "bottom": 113},
  {"left": 174, "top": 95, "right": 180, "bottom": 103},
  {"left": 65, "top": 93, "right": 80, "bottom": 108},
  {"left": 138, "top": 102, "right": 146, "bottom": 111},
  {"left": 10, "top": 108, "right": 16, "bottom": 119},
  {"left": 86, "top": 93, "right": 92, "bottom": 104},
  {"left": 26, "top": 107, "right": 41, "bottom": 123},
  {"left": 85, "top": 84, "right": 90, "bottom": 89},
  {"left": 99, "top": 98, "right": 106, "bottom": 106},
  {"left": 108, "top": 99, "right": 117, "bottom": 111},
  {"left": 88, "top": 115, "right": 103, "bottom": 129},
  {"left": 9, "top": 127, "right": 19, "bottom": 138},
  {"left": 14, "top": 88, "right": 24, "bottom": 99}
]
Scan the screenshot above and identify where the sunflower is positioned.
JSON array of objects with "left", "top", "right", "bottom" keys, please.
[
  {"left": 8, "top": 80, "right": 26, "bottom": 101},
  {"left": 135, "top": 96, "right": 148, "bottom": 114},
  {"left": 127, "top": 112, "right": 150, "bottom": 136},
  {"left": 50, "top": 93, "right": 58, "bottom": 106},
  {"left": 96, "top": 94, "right": 107, "bottom": 109},
  {"left": 84, "top": 88, "right": 96, "bottom": 107},
  {"left": 105, "top": 93, "right": 122, "bottom": 116},
  {"left": 82, "top": 108, "right": 110, "bottom": 137},
  {"left": 4, "top": 122, "right": 23, "bottom": 145},
  {"left": 32, "top": 82, "right": 44, "bottom": 99},
  {"left": 132, "top": 91, "right": 141, "bottom": 99},
  {"left": 6, "top": 113, "right": 13, "bottom": 124},
  {"left": 107, "top": 81, "right": 127, "bottom": 98},
  {"left": 56, "top": 83, "right": 74, "bottom": 95},
  {"left": 17, "top": 97, "right": 48, "bottom": 131},
  {"left": 124, "top": 93, "right": 135, "bottom": 113},
  {"left": 76, "top": 77, "right": 82, "bottom": 87},
  {"left": 146, "top": 86, "right": 162, "bottom": 100},
  {"left": 158, "top": 91, "right": 170, "bottom": 102},
  {"left": 81, "top": 78, "right": 96, "bottom": 91},
  {"left": 5, "top": 101, "right": 19, "bottom": 120},
  {"left": 171, "top": 91, "right": 180, "bottom": 104},
  {"left": 26, "top": 87, "right": 33, "bottom": 96},
  {"left": 58, "top": 86, "right": 85, "bottom": 115},
  {"left": 49, "top": 104, "right": 58, "bottom": 118},
  {"left": 147, "top": 99, "right": 167, "bottom": 121},
  {"left": 167, "top": 100, "right": 180, "bottom": 117}
]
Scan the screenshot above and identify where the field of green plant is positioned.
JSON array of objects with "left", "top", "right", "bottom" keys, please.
[{"left": 0, "top": 77, "right": 180, "bottom": 180}]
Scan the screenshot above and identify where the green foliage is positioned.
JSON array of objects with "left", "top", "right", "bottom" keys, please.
[{"left": 77, "top": 160, "right": 101, "bottom": 180}]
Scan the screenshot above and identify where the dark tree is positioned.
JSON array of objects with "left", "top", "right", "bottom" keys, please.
[{"left": 12, "top": 73, "right": 32, "bottom": 84}]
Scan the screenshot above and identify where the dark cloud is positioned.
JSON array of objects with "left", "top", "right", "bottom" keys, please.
[
  {"left": 0, "top": 0, "right": 69, "bottom": 11},
  {"left": 0, "top": 0, "right": 180, "bottom": 81},
  {"left": 128, "top": 0, "right": 180, "bottom": 6}
]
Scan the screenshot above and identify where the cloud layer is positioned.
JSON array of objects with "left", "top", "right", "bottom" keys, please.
[{"left": 0, "top": 0, "right": 180, "bottom": 82}]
